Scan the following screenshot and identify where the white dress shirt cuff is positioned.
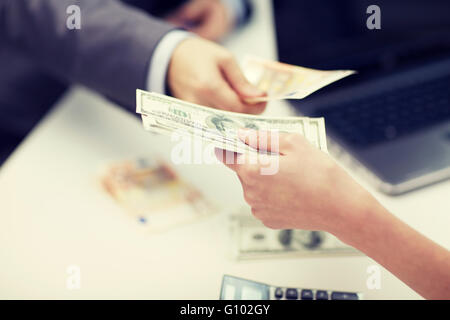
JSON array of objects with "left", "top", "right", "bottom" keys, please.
[
  {"left": 147, "top": 30, "right": 193, "bottom": 94},
  {"left": 222, "top": 0, "right": 246, "bottom": 26}
]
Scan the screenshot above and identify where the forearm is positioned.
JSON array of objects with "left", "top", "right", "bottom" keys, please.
[
  {"left": 0, "top": 0, "right": 174, "bottom": 110},
  {"left": 337, "top": 201, "right": 450, "bottom": 299},
  {"left": 228, "top": 131, "right": 450, "bottom": 299}
]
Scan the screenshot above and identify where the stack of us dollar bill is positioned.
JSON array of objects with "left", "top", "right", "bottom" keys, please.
[
  {"left": 136, "top": 56, "right": 355, "bottom": 154},
  {"left": 229, "top": 207, "right": 360, "bottom": 260}
]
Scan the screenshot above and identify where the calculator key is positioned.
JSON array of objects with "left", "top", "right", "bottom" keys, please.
[
  {"left": 274, "top": 288, "right": 283, "bottom": 299},
  {"left": 285, "top": 288, "right": 299, "bottom": 300},
  {"left": 315, "top": 290, "right": 329, "bottom": 300},
  {"left": 331, "top": 292, "right": 359, "bottom": 300},
  {"left": 301, "top": 289, "right": 313, "bottom": 300}
]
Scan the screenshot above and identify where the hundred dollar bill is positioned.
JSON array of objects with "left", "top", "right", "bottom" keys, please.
[
  {"left": 229, "top": 208, "right": 360, "bottom": 260},
  {"left": 307, "top": 118, "right": 327, "bottom": 150},
  {"left": 136, "top": 90, "right": 328, "bottom": 153},
  {"left": 242, "top": 55, "right": 355, "bottom": 103}
]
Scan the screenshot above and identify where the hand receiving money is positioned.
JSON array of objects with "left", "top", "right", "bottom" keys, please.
[
  {"left": 216, "top": 132, "right": 450, "bottom": 301},
  {"left": 215, "top": 130, "right": 379, "bottom": 234}
]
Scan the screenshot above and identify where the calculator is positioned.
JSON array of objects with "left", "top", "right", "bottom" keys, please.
[{"left": 220, "top": 275, "right": 363, "bottom": 300}]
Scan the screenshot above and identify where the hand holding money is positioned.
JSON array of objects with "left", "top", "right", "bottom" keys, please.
[
  {"left": 168, "top": 38, "right": 267, "bottom": 114},
  {"left": 215, "top": 130, "right": 379, "bottom": 234},
  {"left": 138, "top": 55, "right": 355, "bottom": 155}
]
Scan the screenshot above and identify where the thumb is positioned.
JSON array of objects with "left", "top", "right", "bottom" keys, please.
[{"left": 220, "top": 56, "right": 265, "bottom": 99}]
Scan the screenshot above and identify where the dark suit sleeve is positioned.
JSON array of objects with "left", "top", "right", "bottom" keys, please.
[{"left": 0, "top": 0, "right": 175, "bottom": 111}]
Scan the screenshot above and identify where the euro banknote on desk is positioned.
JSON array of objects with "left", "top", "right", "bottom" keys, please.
[
  {"left": 136, "top": 90, "right": 328, "bottom": 154},
  {"left": 100, "top": 158, "right": 215, "bottom": 233}
]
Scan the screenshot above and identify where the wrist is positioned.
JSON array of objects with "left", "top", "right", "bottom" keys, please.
[
  {"left": 147, "top": 30, "right": 193, "bottom": 95},
  {"left": 332, "top": 194, "right": 390, "bottom": 249},
  {"left": 324, "top": 165, "right": 389, "bottom": 246}
]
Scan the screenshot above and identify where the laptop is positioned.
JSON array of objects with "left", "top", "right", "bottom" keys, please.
[{"left": 274, "top": 0, "right": 450, "bottom": 195}]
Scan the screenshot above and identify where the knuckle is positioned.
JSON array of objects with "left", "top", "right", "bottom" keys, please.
[
  {"left": 251, "top": 104, "right": 266, "bottom": 115},
  {"left": 281, "top": 133, "right": 301, "bottom": 148},
  {"left": 196, "top": 79, "right": 219, "bottom": 95},
  {"left": 219, "top": 52, "right": 234, "bottom": 64},
  {"left": 243, "top": 187, "right": 262, "bottom": 205}
]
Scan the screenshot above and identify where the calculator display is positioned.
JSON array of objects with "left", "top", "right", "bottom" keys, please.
[{"left": 220, "top": 275, "right": 270, "bottom": 300}]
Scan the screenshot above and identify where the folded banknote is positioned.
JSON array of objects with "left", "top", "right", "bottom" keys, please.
[{"left": 242, "top": 55, "right": 355, "bottom": 102}]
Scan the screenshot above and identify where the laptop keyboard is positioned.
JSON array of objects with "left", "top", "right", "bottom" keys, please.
[{"left": 313, "top": 74, "right": 450, "bottom": 148}]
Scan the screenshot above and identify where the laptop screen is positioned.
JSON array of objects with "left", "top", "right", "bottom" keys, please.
[{"left": 274, "top": 0, "right": 450, "bottom": 77}]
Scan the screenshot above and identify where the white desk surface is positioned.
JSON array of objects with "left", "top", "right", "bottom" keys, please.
[{"left": 0, "top": 0, "right": 449, "bottom": 299}]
